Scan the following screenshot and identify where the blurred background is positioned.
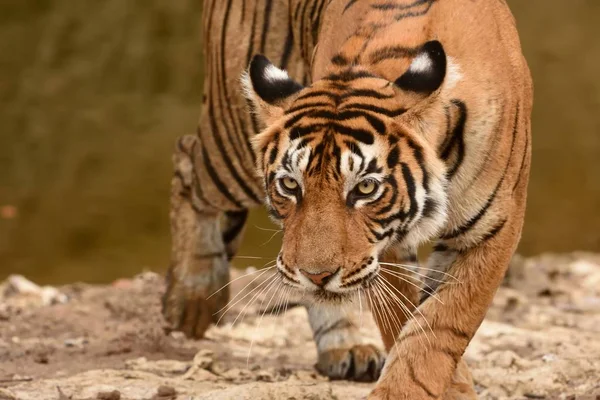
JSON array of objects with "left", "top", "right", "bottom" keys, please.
[{"left": 0, "top": 1, "right": 598, "bottom": 285}]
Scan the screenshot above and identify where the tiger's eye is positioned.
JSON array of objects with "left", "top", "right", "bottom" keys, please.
[
  {"left": 356, "top": 180, "right": 377, "bottom": 196},
  {"left": 281, "top": 177, "right": 299, "bottom": 191}
]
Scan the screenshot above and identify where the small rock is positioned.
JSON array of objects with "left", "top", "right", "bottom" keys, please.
[
  {"left": 111, "top": 279, "right": 132, "bottom": 289},
  {"left": 0, "top": 305, "right": 10, "bottom": 321},
  {"left": 33, "top": 353, "right": 49, "bottom": 364},
  {"left": 64, "top": 337, "right": 88, "bottom": 348},
  {"left": 192, "top": 349, "right": 213, "bottom": 369},
  {"left": 486, "top": 350, "right": 520, "bottom": 369},
  {"left": 256, "top": 370, "right": 275, "bottom": 382},
  {"left": 4, "top": 275, "right": 67, "bottom": 306},
  {"left": 153, "top": 386, "right": 176, "bottom": 400},
  {"left": 96, "top": 390, "right": 120, "bottom": 400},
  {"left": 169, "top": 331, "right": 185, "bottom": 341},
  {"left": 0, "top": 388, "right": 17, "bottom": 400}
]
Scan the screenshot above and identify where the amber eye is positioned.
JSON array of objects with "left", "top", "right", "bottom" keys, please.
[
  {"left": 355, "top": 179, "right": 378, "bottom": 197},
  {"left": 280, "top": 177, "right": 299, "bottom": 193}
]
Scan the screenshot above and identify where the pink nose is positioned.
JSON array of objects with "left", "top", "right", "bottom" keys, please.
[{"left": 300, "top": 269, "right": 335, "bottom": 287}]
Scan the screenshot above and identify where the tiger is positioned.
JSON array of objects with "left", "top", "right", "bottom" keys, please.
[{"left": 161, "top": 0, "right": 533, "bottom": 398}]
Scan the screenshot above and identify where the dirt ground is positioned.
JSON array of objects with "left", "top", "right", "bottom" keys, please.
[{"left": 1, "top": 253, "right": 599, "bottom": 400}]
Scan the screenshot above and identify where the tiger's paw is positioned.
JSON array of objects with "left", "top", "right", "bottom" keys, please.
[
  {"left": 161, "top": 258, "right": 230, "bottom": 339},
  {"left": 316, "top": 344, "right": 385, "bottom": 382}
]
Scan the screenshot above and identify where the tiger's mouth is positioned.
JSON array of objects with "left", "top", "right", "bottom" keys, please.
[{"left": 276, "top": 255, "right": 380, "bottom": 302}]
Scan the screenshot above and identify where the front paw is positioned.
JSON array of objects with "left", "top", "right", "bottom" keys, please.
[{"left": 316, "top": 344, "right": 385, "bottom": 382}]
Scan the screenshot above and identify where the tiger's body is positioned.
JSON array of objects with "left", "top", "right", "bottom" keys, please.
[{"left": 162, "top": 0, "right": 532, "bottom": 398}]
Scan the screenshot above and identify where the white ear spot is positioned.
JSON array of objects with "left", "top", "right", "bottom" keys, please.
[
  {"left": 264, "top": 64, "right": 290, "bottom": 83},
  {"left": 409, "top": 52, "right": 433, "bottom": 73}
]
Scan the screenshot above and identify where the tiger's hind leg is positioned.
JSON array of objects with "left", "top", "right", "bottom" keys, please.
[{"left": 162, "top": 135, "right": 248, "bottom": 339}]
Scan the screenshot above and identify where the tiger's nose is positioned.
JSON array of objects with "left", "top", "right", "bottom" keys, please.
[{"left": 299, "top": 269, "right": 336, "bottom": 287}]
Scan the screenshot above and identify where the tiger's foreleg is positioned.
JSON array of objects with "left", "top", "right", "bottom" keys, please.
[
  {"left": 369, "top": 210, "right": 524, "bottom": 400},
  {"left": 162, "top": 135, "right": 247, "bottom": 339}
]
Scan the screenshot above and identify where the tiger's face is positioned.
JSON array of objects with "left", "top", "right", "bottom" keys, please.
[{"left": 243, "top": 43, "right": 449, "bottom": 302}]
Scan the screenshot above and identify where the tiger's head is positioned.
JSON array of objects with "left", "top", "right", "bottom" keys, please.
[{"left": 243, "top": 41, "right": 449, "bottom": 302}]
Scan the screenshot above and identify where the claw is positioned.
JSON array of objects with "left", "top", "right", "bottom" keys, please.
[{"left": 316, "top": 344, "right": 385, "bottom": 382}]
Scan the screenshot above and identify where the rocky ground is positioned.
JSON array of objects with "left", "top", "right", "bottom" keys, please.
[{"left": 1, "top": 253, "right": 599, "bottom": 400}]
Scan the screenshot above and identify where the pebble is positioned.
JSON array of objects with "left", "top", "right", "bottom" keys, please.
[
  {"left": 64, "top": 337, "right": 88, "bottom": 348},
  {"left": 96, "top": 390, "right": 121, "bottom": 400},
  {"left": 0, "top": 388, "right": 17, "bottom": 400}
]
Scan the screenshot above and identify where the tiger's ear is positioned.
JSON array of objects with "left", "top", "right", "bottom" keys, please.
[
  {"left": 242, "top": 55, "right": 304, "bottom": 127},
  {"left": 395, "top": 41, "right": 447, "bottom": 95}
]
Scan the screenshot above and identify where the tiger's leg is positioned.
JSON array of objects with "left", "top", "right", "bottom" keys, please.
[
  {"left": 369, "top": 246, "right": 477, "bottom": 400},
  {"left": 369, "top": 217, "right": 524, "bottom": 399},
  {"left": 162, "top": 135, "right": 248, "bottom": 338}
]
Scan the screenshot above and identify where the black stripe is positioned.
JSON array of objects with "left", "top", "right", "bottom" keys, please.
[
  {"left": 343, "top": 0, "right": 359, "bottom": 14},
  {"left": 340, "top": 103, "right": 407, "bottom": 117},
  {"left": 340, "top": 89, "right": 395, "bottom": 100},
  {"left": 372, "top": 0, "right": 434, "bottom": 11},
  {"left": 310, "top": 0, "right": 326, "bottom": 45},
  {"left": 279, "top": 24, "right": 294, "bottom": 70},
  {"left": 201, "top": 144, "right": 244, "bottom": 208},
  {"left": 480, "top": 219, "right": 507, "bottom": 243},
  {"left": 368, "top": 45, "right": 419, "bottom": 64},
  {"left": 332, "top": 53, "right": 350, "bottom": 66},
  {"left": 324, "top": 69, "right": 375, "bottom": 82},
  {"left": 285, "top": 101, "right": 332, "bottom": 115},
  {"left": 332, "top": 123, "right": 374, "bottom": 144},
  {"left": 223, "top": 210, "right": 249, "bottom": 245},
  {"left": 259, "top": 0, "right": 274, "bottom": 54},
  {"left": 512, "top": 126, "right": 530, "bottom": 193},
  {"left": 297, "top": 0, "right": 312, "bottom": 60},
  {"left": 401, "top": 162, "right": 418, "bottom": 220},
  {"left": 440, "top": 99, "right": 467, "bottom": 179},
  {"left": 218, "top": 0, "right": 255, "bottom": 166},
  {"left": 313, "top": 319, "right": 354, "bottom": 341}
]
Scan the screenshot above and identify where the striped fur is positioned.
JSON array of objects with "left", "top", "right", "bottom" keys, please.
[{"left": 163, "top": 0, "right": 532, "bottom": 397}]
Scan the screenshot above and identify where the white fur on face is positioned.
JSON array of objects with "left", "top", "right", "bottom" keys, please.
[
  {"left": 444, "top": 57, "right": 463, "bottom": 90},
  {"left": 273, "top": 141, "right": 311, "bottom": 201}
]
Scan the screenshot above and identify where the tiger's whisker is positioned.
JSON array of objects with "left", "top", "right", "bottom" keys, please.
[
  {"left": 367, "top": 285, "right": 387, "bottom": 334},
  {"left": 380, "top": 263, "right": 457, "bottom": 286},
  {"left": 213, "top": 263, "right": 276, "bottom": 316},
  {"left": 214, "top": 269, "right": 276, "bottom": 324},
  {"left": 373, "top": 280, "right": 404, "bottom": 359},
  {"left": 379, "top": 262, "right": 462, "bottom": 283},
  {"left": 207, "top": 265, "right": 276, "bottom": 300},
  {"left": 378, "top": 276, "right": 436, "bottom": 344},
  {"left": 247, "top": 278, "right": 282, "bottom": 367},
  {"left": 379, "top": 266, "right": 444, "bottom": 305},
  {"left": 373, "top": 282, "right": 394, "bottom": 334},
  {"left": 231, "top": 274, "right": 280, "bottom": 329},
  {"left": 358, "top": 289, "right": 364, "bottom": 329},
  {"left": 375, "top": 276, "right": 427, "bottom": 348},
  {"left": 253, "top": 225, "right": 283, "bottom": 233},
  {"left": 234, "top": 255, "right": 272, "bottom": 260},
  {"left": 261, "top": 230, "right": 283, "bottom": 246},
  {"left": 380, "top": 268, "right": 445, "bottom": 303}
]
